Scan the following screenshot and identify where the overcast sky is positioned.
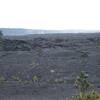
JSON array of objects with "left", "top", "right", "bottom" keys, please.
[{"left": 0, "top": 0, "right": 100, "bottom": 31}]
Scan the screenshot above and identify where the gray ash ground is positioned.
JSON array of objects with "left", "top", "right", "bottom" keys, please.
[{"left": 0, "top": 33, "right": 100, "bottom": 100}]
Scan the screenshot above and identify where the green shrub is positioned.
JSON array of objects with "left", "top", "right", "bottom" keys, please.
[
  {"left": 95, "top": 36, "right": 100, "bottom": 42},
  {"left": 72, "top": 91, "right": 100, "bottom": 100},
  {"left": 11, "top": 75, "right": 22, "bottom": 82},
  {"left": 71, "top": 71, "right": 100, "bottom": 100},
  {"left": 32, "top": 75, "right": 39, "bottom": 82},
  {"left": 75, "top": 71, "right": 91, "bottom": 93},
  {"left": 0, "top": 75, "right": 5, "bottom": 85}
]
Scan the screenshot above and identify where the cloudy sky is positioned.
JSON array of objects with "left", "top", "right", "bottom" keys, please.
[{"left": 0, "top": 0, "right": 100, "bottom": 30}]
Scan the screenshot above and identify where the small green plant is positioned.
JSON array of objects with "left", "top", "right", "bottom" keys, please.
[
  {"left": 35, "top": 47, "right": 43, "bottom": 56},
  {"left": 30, "top": 61, "right": 39, "bottom": 68},
  {"left": 32, "top": 75, "right": 39, "bottom": 82},
  {"left": 95, "top": 36, "right": 100, "bottom": 42},
  {"left": 75, "top": 71, "right": 91, "bottom": 93},
  {"left": 0, "top": 75, "right": 5, "bottom": 85},
  {"left": 11, "top": 75, "right": 22, "bottom": 82},
  {"left": 72, "top": 91, "right": 100, "bottom": 100}
]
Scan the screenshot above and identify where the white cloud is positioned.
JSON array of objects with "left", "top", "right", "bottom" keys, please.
[{"left": 0, "top": 0, "right": 100, "bottom": 30}]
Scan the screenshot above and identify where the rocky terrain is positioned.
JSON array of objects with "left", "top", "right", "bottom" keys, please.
[{"left": 0, "top": 33, "right": 100, "bottom": 100}]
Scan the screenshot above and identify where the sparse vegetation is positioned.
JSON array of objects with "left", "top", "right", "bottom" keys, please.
[
  {"left": 95, "top": 36, "right": 100, "bottom": 42},
  {"left": 71, "top": 91, "right": 100, "bottom": 100},
  {"left": 11, "top": 75, "right": 22, "bottom": 82},
  {"left": 35, "top": 47, "right": 43, "bottom": 56},
  {"left": 71, "top": 71, "right": 100, "bottom": 100},
  {"left": 0, "top": 75, "right": 5, "bottom": 86},
  {"left": 75, "top": 71, "right": 91, "bottom": 93},
  {"left": 32, "top": 75, "right": 40, "bottom": 83}
]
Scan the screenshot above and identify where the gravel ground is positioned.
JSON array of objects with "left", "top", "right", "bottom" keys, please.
[{"left": 0, "top": 33, "right": 100, "bottom": 99}]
